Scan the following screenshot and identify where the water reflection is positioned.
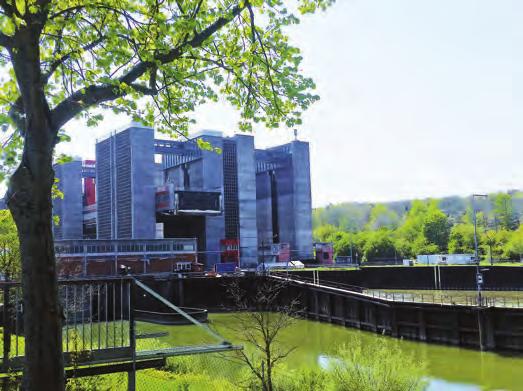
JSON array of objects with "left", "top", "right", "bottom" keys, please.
[
  {"left": 208, "top": 314, "right": 523, "bottom": 390},
  {"left": 426, "top": 379, "right": 481, "bottom": 391},
  {"left": 317, "top": 353, "right": 481, "bottom": 391}
]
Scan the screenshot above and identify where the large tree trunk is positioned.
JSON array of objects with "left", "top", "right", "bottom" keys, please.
[
  {"left": 6, "top": 27, "right": 65, "bottom": 390},
  {"left": 8, "top": 140, "right": 64, "bottom": 390}
]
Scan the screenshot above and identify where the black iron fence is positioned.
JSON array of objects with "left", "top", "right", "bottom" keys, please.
[{"left": 0, "top": 277, "right": 134, "bottom": 372}]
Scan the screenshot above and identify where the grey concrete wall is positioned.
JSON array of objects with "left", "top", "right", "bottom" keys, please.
[
  {"left": 154, "top": 164, "right": 164, "bottom": 187},
  {"left": 130, "top": 126, "right": 156, "bottom": 238},
  {"left": 95, "top": 137, "right": 112, "bottom": 239},
  {"left": 95, "top": 125, "right": 155, "bottom": 239},
  {"left": 290, "top": 141, "right": 313, "bottom": 258},
  {"left": 201, "top": 136, "right": 224, "bottom": 269},
  {"left": 234, "top": 135, "right": 258, "bottom": 268},
  {"left": 255, "top": 172, "right": 273, "bottom": 249},
  {"left": 188, "top": 159, "right": 204, "bottom": 190},
  {"left": 53, "top": 160, "right": 83, "bottom": 239}
]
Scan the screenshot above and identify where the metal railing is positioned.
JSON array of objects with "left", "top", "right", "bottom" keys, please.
[
  {"left": 363, "top": 289, "right": 523, "bottom": 308},
  {"left": 0, "top": 276, "right": 242, "bottom": 390},
  {"left": 269, "top": 272, "right": 523, "bottom": 308},
  {"left": 0, "top": 277, "right": 134, "bottom": 371}
]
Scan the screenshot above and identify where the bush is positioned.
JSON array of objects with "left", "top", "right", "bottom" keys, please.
[
  {"left": 275, "top": 367, "right": 328, "bottom": 391},
  {"left": 328, "top": 339, "right": 426, "bottom": 391}
]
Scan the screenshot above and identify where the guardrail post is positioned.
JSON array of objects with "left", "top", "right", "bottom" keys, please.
[
  {"left": 128, "top": 279, "right": 136, "bottom": 391},
  {"left": 2, "top": 285, "right": 10, "bottom": 373}
]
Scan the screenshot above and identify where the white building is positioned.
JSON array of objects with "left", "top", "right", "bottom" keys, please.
[{"left": 416, "top": 254, "right": 475, "bottom": 265}]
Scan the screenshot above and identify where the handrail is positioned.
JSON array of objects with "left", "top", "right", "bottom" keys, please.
[
  {"left": 132, "top": 277, "right": 228, "bottom": 344},
  {"left": 270, "top": 272, "right": 523, "bottom": 309}
]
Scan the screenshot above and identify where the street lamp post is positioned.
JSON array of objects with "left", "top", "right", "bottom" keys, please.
[
  {"left": 472, "top": 194, "right": 488, "bottom": 306},
  {"left": 472, "top": 193, "right": 488, "bottom": 351}
]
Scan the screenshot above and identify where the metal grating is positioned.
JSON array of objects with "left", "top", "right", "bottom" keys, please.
[
  {"left": 222, "top": 140, "right": 239, "bottom": 239},
  {"left": 115, "top": 132, "right": 132, "bottom": 238}
]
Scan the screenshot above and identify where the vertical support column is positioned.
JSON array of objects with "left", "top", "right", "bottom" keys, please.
[
  {"left": 370, "top": 304, "right": 378, "bottom": 332},
  {"left": 326, "top": 293, "right": 332, "bottom": 323},
  {"left": 313, "top": 290, "right": 319, "bottom": 320},
  {"left": 343, "top": 297, "right": 350, "bottom": 327},
  {"left": 477, "top": 308, "right": 485, "bottom": 351},
  {"left": 418, "top": 310, "right": 427, "bottom": 341},
  {"left": 338, "top": 296, "right": 346, "bottom": 326},
  {"left": 354, "top": 300, "right": 361, "bottom": 329},
  {"left": 390, "top": 307, "right": 398, "bottom": 337},
  {"left": 177, "top": 277, "right": 185, "bottom": 307},
  {"left": 484, "top": 309, "right": 496, "bottom": 350},
  {"left": 452, "top": 311, "right": 460, "bottom": 345}
]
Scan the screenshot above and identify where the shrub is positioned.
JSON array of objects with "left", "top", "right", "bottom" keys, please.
[{"left": 328, "top": 338, "right": 426, "bottom": 391}]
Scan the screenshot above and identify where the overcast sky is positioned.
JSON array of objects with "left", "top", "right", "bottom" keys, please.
[{"left": 57, "top": 0, "right": 522, "bottom": 207}]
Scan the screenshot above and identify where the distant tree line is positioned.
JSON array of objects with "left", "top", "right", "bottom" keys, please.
[{"left": 313, "top": 192, "right": 523, "bottom": 262}]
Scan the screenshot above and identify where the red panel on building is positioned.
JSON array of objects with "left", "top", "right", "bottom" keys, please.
[
  {"left": 278, "top": 243, "right": 291, "bottom": 263},
  {"left": 83, "top": 160, "right": 96, "bottom": 206},
  {"left": 84, "top": 178, "right": 96, "bottom": 206},
  {"left": 220, "top": 239, "right": 239, "bottom": 265}
]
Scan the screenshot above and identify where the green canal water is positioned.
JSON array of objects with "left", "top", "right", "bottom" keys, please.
[{"left": 137, "top": 313, "right": 523, "bottom": 391}]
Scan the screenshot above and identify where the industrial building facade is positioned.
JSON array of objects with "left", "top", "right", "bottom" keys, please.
[{"left": 53, "top": 124, "right": 313, "bottom": 270}]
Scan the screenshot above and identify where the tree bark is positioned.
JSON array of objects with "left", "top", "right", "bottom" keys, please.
[
  {"left": 6, "top": 27, "right": 65, "bottom": 390},
  {"left": 8, "top": 161, "right": 64, "bottom": 390}
]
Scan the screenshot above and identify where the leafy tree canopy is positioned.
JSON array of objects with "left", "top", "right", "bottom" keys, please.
[
  {"left": 366, "top": 203, "right": 399, "bottom": 231},
  {"left": 422, "top": 202, "right": 450, "bottom": 252},
  {"left": 0, "top": 0, "right": 333, "bottom": 176},
  {"left": 493, "top": 193, "right": 518, "bottom": 230},
  {"left": 448, "top": 223, "right": 475, "bottom": 255}
]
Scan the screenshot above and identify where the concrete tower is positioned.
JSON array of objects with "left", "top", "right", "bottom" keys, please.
[
  {"left": 53, "top": 160, "right": 83, "bottom": 239},
  {"left": 95, "top": 124, "right": 156, "bottom": 239}
]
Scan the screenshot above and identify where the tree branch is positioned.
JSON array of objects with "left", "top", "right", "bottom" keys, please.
[
  {"left": 0, "top": 32, "right": 13, "bottom": 48},
  {"left": 42, "top": 35, "right": 106, "bottom": 84},
  {"left": 50, "top": 3, "right": 246, "bottom": 129}
]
